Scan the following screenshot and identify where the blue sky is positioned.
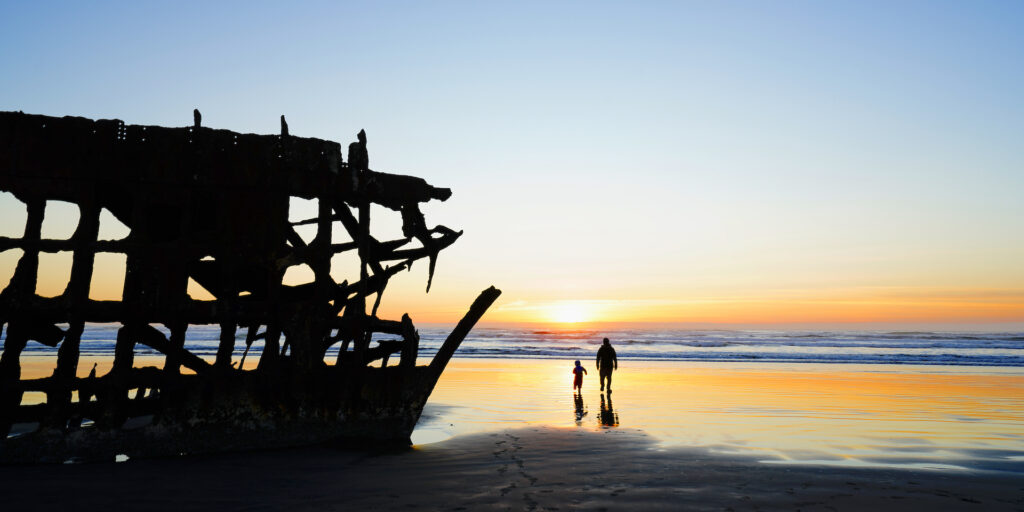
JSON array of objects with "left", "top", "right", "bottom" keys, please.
[{"left": 2, "top": 1, "right": 1023, "bottom": 326}]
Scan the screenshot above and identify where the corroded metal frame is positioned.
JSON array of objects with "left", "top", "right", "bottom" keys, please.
[{"left": 0, "top": 111, "right": 499, "bottom": 463}]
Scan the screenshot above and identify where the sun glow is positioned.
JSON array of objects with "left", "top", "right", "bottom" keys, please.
[{"left": 549, "top": 302, "right": 593, "bottom": 324}]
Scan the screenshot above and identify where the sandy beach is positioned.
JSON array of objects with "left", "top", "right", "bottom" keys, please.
[
  {"left": 5, "top": 357, "right": 1024, "bottom": 510},
  {"left": 1, "top": 426, "right": 1022, "bottom": 511}
]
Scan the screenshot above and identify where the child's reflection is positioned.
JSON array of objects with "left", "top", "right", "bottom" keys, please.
[{"left": 573, "top": 392, "right": 587, "bottom": 425}]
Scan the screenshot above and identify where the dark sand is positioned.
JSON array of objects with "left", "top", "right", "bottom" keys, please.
[{"left": 1, "top": 427, "right": 1021, "bottom": 511}]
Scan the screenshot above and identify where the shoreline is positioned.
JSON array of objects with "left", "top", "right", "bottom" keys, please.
[{"left": 1, "top": 426, "right": 1021, "bottom": 511}]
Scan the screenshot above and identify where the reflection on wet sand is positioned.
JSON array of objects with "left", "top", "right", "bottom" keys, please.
[
  {"left": 573, "top": 393, "right": 587, "bottom": 425},
  {"left": 576, "top": 392, "right": 619, "bottom": 428},
  {"left": 421, "top": 358, "right": 1024, "bottom": 470},
  {"left": 599, "top": 393, "right": 619, "bottom": 427}
]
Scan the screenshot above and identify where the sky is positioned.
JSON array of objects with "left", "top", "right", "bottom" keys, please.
[{"left": 1, "top": 1, "right": 1023, "bottom": 328}]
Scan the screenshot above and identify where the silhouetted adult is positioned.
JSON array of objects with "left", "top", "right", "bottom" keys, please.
[{"left": 596, "top": 337, "right": 618, "bottom": 392}]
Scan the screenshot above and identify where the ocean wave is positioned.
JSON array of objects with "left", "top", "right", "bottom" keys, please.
[
  {"left": 6, "top": 325, "right": 1023, "bottom": 368},
  {"left": 446, "top": 350, "right": 1024, "bottom": 367}
]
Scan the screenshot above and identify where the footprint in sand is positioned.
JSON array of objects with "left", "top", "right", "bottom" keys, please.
[{"left": 523, "top": 491, "right": 539, "bottom": 510}]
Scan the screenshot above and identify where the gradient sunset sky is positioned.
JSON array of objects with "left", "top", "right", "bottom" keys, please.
[{"left": 1, "top": 1, "right": 1022, "bottom": 328}]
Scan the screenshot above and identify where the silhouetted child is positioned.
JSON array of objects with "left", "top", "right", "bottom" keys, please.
[{"left": 572, "top": 360, "right": 588, "bottom": 392}]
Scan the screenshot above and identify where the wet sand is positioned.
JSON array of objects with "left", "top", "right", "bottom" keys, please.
[
  {"left": 1, "top": 426, "right": 1021, "bottom": 511},
  {"left": 6, "top": 357, "right": 1024, "bottom": 509},
  {"left": 418, "top": 359, "right": 1024, "bottom": 472}
]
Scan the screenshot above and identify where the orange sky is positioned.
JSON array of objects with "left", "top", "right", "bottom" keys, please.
[{"left": 2, "top": 195, "right": 1022, "bottom": 330}]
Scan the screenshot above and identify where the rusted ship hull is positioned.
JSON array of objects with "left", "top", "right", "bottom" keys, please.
[
  {"left": 0, "top": 111, "right": 499, "bottom": 463},
  {"left": 3, "top": 364, "right": 434, "bottom": 463}
]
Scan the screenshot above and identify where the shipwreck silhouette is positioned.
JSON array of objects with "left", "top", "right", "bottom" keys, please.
[{"left": 0, "top": 110, "right": 500, "bottom": 463}]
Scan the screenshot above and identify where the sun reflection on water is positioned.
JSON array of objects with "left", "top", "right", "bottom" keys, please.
[{"left": 419, "top": 358, "right": 1024, "bottom": 471}]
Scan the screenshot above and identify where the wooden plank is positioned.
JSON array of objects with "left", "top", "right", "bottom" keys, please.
[{"left": 427, "top": 286, "right": 501, "bottom": 382}]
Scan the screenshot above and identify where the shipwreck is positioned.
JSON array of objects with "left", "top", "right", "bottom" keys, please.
[{"left": 0, "top": 110, "right": 500, "bottom": 463}]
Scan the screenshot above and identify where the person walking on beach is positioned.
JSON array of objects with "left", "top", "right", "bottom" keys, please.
[
  {"left": 596, "top": 338, "right": 618, "bottom": 392},
  {"left": 572, "top": 360, "right": 588, "bottom": 392}
]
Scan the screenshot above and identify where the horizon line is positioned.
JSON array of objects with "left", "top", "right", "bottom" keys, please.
[{"left": 414, "top": 320, "right": 1024, "bottom": 332}]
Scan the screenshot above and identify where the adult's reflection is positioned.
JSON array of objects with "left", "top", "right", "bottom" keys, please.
[{"left": 599, "top": 393, "right": 619, "bottom": 427}]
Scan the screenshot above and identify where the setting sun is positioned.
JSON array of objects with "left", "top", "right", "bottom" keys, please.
[{"left": 549, "top": 302, "right": 593, "bottom": 323}]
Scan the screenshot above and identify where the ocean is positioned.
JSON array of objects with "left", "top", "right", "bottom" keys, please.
[{"left": 5, "top": 324, "right": 1023, "bottom": 368}]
